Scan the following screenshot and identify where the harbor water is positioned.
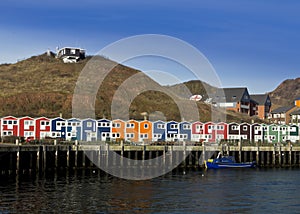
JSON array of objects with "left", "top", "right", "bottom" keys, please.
[{"left": 0, "top": 168, "right": 300, "bottom": 213}]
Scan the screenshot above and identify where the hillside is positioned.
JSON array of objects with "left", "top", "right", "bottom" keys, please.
[
  {"left": 268, "top": 78, "right": 300, "bottom": 108},
  {"left": 0, "top": 53, "right": 262, "bottom": 123}
]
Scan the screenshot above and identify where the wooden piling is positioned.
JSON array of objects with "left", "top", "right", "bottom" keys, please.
[
  {"left": 43, "top": 145, "right": 47, "bottom": 170},
  {"left": 238, "top": 141, "right": 242, "bottom": 163}
]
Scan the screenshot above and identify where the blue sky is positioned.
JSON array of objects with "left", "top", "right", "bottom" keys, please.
[{"left": 1, "top": 0, "right": 300, "bottom": 93}]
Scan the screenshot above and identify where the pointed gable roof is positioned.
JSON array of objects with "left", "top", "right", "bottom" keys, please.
[
  {"left": 251, "top": 94, "right": 270, "bottom": 105},
  {"left": 216, "top": 87, "right": 249, "bottom": 102}
]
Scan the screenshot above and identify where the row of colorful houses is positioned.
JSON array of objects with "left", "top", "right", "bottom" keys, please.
[{"left": 1, "top": 116, "right": 300, "bottom": 143}]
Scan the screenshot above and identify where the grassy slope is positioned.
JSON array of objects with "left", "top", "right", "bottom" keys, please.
[{"left": 0, "top": 53, "right": 264, "bottom": 123}]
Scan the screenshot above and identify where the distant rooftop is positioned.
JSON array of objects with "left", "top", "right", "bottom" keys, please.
[{"left": 271, "top": 105, "right": 295, "bottom": 114}]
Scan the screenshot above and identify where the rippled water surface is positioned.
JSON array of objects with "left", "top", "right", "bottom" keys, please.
[{"left": 0, "top": 168, "right": 300, "bottom": 213}]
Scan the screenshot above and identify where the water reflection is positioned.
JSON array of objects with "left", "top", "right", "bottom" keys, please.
[{"left": 0, "top": 168, "right": 300, "bottom": 213}]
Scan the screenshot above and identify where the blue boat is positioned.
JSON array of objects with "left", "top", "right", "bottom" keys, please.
[{"left": 204, "top": 152, "right": 256, "bottom": 169}]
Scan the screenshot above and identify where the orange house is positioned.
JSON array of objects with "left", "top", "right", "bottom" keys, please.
[
  {"left": 139, "top": 120, "right": 152, "bottom": 143},
  {"left": 125, "top": 119, "right": 139, "bottom": 142},
  {"left": 111, "top": 119, "right": 125, "bottom": 141},
  {"left": 295, "top": 97, "right": 300, "bottom": 107}
]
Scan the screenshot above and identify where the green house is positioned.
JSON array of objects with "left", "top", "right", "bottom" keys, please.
[
  {"left": 267, "top": 124, "right": 280, "bottom": 143},
  {"left": 288, "top": 125, "right": 300, "bottom": 143}
]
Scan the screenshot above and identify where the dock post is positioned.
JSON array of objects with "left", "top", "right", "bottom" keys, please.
[
  {"left": 106, "top": 144, "right": 109, "bottom": 168},
  {"left": 238, "top": 141, "right": 242, "bottom": 163},
  {"left": 128, "top": 150, "right": 131, "bottom": 166},
  {"left": 183, "top": 141, "right": 187, "bottom": 168},
  {"left": 142, "top": 145, "right": 146, "bottom": 167},
  {"left": 256, "top": 142, "right": 259, "bottom": 165},
  {"left": 55, "top": 149, "right": 58, "bottom": 168},
  {"left": 16, "top": 150, "right": 20, "bottom": 172},
  {"left": 121, "top": 141, "right": 124, "bottom": 167},
  {"left": 156, "top": 151, "right": 159, "bottom": 166},
  {"left": 169, "top": 145, "right": 173, "bottom": 167},
  {"left": 82, "top": 151, "right": 86, "bottom": 167},
  {"left": 195, "top": 150, "right": 199, "bottom": 166},
  {"left": 36, "top": 148, "right": 40, "bottom": 171},
  {"left": 43, "top": 145, "right": 47, "bottom": 171},
  {"left": 67, "top": 147, "right": 70, "bottom": 168},
  {"left": 98, "top": 145, "right": 101, "bottom": 167},
  {"left": 202, "top": 141, "right": 206, "bottom": 166},
  {"left": 278, "top": 143, "right": 282, "bottom": 167},
  {"left": 289, "top": 142, "right": 292, "bottom": 166},
  {"left": 75, "top": 140, "right": 78, "bottom": 167},
  {"left": 273, "top": 145, "right": 276, "bottom": 166},
  {"left": 189, "top": 151, "right": 193, "bottom": 167},
  {"left": 163, "top": 146, "right": 167, "bottom": 167}
]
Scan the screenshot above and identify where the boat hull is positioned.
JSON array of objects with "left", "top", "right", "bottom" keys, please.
[{"left": 205, "top": 161, "right": 256, "bottom": 169}]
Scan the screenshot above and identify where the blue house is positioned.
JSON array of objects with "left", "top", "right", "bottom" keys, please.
[
  {"left": 97, "top": 119, "right": 112, "bottom": 141},
  {"left": 152, "top": 120, "right": 166, "bottom": 142},
  {"left": 178, "top": 121, "right": 192, "bottom": 141},
  {"left": 82, "top": 118, "right": 97, "bottom": 141},
  {"left": 66, "top": 118, "right": 82, "bottom": 141},
  {"left": 166, "top": 121, "right": 179, "bottom": 142},
  {"left": 50, "top": 117, "right": 67, "bottom": 140}
]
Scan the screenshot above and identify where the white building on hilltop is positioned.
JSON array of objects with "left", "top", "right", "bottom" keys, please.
[{"left": 56, "top": 47, "right": 85, "bottom": 63}]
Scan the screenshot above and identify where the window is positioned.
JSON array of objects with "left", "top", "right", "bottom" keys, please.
[
  {"left": 126, "top": 123, "right": 134, "bottom": 128},
  {"left": 231, "top": 125, "right": 239, "bottom": 130},
  {"left": 183, "top": 124, "right": 190, "bottom": 129},
  {"left": 140, "top": 134, "right": 148, "bottom": 139},
  {"left": 112, "top": 133, "right": 120, "bottom": 138},
  {"left": 144, "top": 124, "right": 149, "bottom": 129},
  {"left": 196, "top": 125, "right": 203, "bottom": 130},
  {"left": 170, "top": 124, "right": 178, "bottom": 129},
  {"left": 112, "top": 123, "right": 120, "bottom": 128},
  {"left": 243, "top": 126, "right": 248, "bottom": 131},
  {"left": 87, "top": 122, "right": 92, "bottom": 127},
  {"left": 126, "top": 133, "right": 134, "bottom": 138},
  {"left": 158, "top": 124, "right": 165, "bottom": 129}
]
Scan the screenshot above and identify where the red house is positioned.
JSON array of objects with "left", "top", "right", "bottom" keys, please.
[
  {"left": 203, "top": 122, "right": 216, "bottom": 143},
  {"left": 1, "top": 116, "right": 19, "bottom": 137},
  {"left": 215, "top": 122, "right": 228, "bottom": 141},
  {"left": 19, "top": 116, "right": 35, "bottom": 140},
  {"left": 35, "top": 117, "right": 51, "bottom": 139},
  {"left": 191, "top": 121, "right": 204, "bottom": 142}
]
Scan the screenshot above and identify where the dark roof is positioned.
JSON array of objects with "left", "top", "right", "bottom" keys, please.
[
  {"left": 290, "top": 108, "right": 300, "bottom": 115},
  {"left": 271, "top": 105, "right": 295, "bottom": 114},
  {"left": 215, "top": 87, "right": 248, "bottom": 102},
  {"left": 295, "top": 97, "right": 300, "bottom": 101},
  {"left": 251, "top": 94, "right": 269, "bottom": 105}
]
